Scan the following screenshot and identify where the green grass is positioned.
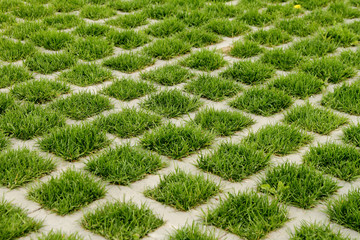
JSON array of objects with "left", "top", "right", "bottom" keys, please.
[
  {"left": 339, "top": 48, "right": 360, "bottom": 69},
  {"left": 343, "top": 123, "right": 360, "bottom": 148},
  {"left": 0, "top": 148, "right": 55, "bottom": 189},
  {"left": 220, "top": 60, "right": 275, "bottom": 85},
  {"left": 30, "top": 30, "right": 73, "bottom": 51},
  {"left": 269, "top": 72, "right": 324, "bottom": 99},
  {"left": 0, "top": 64, "right": 32, "bottom": 88},
  {"left": 304, "top": 9, "right": 344, "bottom": 26},
  {"left": 13, "top": 4, "right": 54, "bottom": 20},
  {"left": 106, "top": 29, "right": 150, "bottom": 50},
  {"left": 24, "top": 52, "right": 76, "bottom": 74},
  {"left": 300, "top": 57, "right": 355, "bottom": 84},
  {"left": 198, "top": 142, "right": 270, "bottom": 182},
  {"left": 277, "top": 17, "right": 318, "bottom": 37},
  {"left": 0, "top": 93, "right": 14, "bottom": 114},
  {"left": 261, "top": 48, "right": 303, "bottom": 71},
  {"left": 0, "top": 38, "right": 36, "bottom": 62},
  {"left": 94, "top": 107, "right": 161, "bottom": 138},
  {"left": 144, "top": 169, "right": 220, "bottom": 211},
  {"left": 51, "top": 92, "right": 113, "bottom": 120},
  {"left": 322, "top": 81, "right": 360, "bottom": 115},
  {"left": 283, "top": 103, "right": 348, "bottom": 135},
  {"left": 321, "top": 26, "right": 358, "bottom": 47},
  {"left": 38, "top": 123, "right": 110, "bottom": 161},
  {"left": 0, "top": 13, "right": 16, "bottom": 29},
  {"left": 205, "top": 18, "right": 250, "bottom": 37},
  {"left": 28, "top": 169, "right": 106, "bottom": 215},
  {"left": 266, "top": 3, "right": 304, "bottom": 17},
  {"left": 168, "top": 224, "right": 218, "bottom": 240},
  {"left": 43, "top": 14, "right": 83, "bottom": 30},
  {"left": 174, "top": 28, "right": 221, "bottom": 48},
  {"left": 203, "top": 2, "right": 239, "bottom": 18},
  {"left": 259, "top": 163, "right": 339, "bottom": 209},
  {"left": 86, "top": 144, "right": 164, "bottom": 185},
  {"left": 4, "top": 21, "right": 47, "bottom": 40},
  {"left": 230, "top": 87, "right": 293, "bottom": 116},
  {"left": 242, "top": 123, "right": 313, "bottom": 155},
  {"left": 193, "top": 108, "right": 254, "bottom": 136},
  {"left": 106, "top": 12, "right": 148, "bottom": 28},
  {"left": 80, "top": 5, "right": 116, "bottom": 20},
  {"left": 11, "top": 79, "right": 70, "bottom": 104},
  {"left": 246, "top": 28, "right": 292, "bottom": 46},
  {"left": 102, "top": 78, "right": 155, "bottom": 101},
  {"left": 185, "top": 74, "right": 242, "bottom": 101},
  {"left": 58, "top": 63, "right": 113, "bottom": 87},
  {"left": 176, "top": 9, "right": 212, "bottom": 27},
  {"left": 141, "top": 123, "right": 214, "bottom": 159},
  {"left": 107, "top": 0, "right": 146, "bottom": 12},
  {"left": 0, "top": 199, "right": 42, "bottom": 239},
  {"left": 328, "top": 1, "right": 360, "bottom": 19},
  {"left": 294, "top": 0, "right": 331, "bottom": 10},
  {"left": 0, "top": 0, "right": 24, "bottom": 12},
  {"left": 345, "top": 21, "right": 360, "bottom": 35},
  {"left": 143, "top": 37, "right": 192, "bottom": 60},
  {"left": 303, "top": 143, "right": 360, "bottom": 182},
  {"left": 0, "top": 103, "right": 66, "bottom": 140},
  {"left": 82, "top": 200, "right": 164, "bottom": 239},
  {"left": 140, "top": 89, "right": 202, "bottom": 118},
  {"left": 102, "top": 52, "right": 154, "bottom": 72},
  {"left": 145, "top": 17, "right": 186, "bottom": 38},
  {"left": 290, "top": 222, "right": 353, "bottom": 240},
  {"left": 229, "top": 40, "right": 263, "bottom": 58},
  {"left": 204, "top": 191, "right": 288, "bottom": 240},
  {"left": 237, "top": 9, "right": 274, "bottom": 27},
  {"left": 140, "top": 64, "right": 193, "bottom": 86},
  {"left": 37, "top": 230, "right": 84, "bottom": 240},
  {"left": 68, "top": 37, "right": 114, "bottom": 61},
  {"left": 181, "top": 49, "right": 226, "bottom": 71},
  {"left": 73, "top": 23, "right": 110, "bottom": 37},
  {"left": 144, "top": 3, "right": 179, "bottom": 20},
  {"left": 51, "top": 0, "right": 85, "bottom": 12}
]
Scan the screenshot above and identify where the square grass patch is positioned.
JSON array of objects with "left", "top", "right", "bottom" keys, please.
[
  {"left": 82, "top": 201, "right": 164, "bottom": 239},
  {"left": 43, "top": 14, "right": 83, "bottom": 30},
  {"left": 30, "top": 30, "right": 73, "bottom": 51},
  {"left": 144, "top": 169, "right": 220, "bottom": 211},
  {"left": 0, "top": 37, "right": 36, "bottom": 62},
  {"left": 269, "top": 72, "right": 324, "bottom": 99},
  {"left": 80, "top": 5, "right": 116, "bottom": 20},
  {"left": 4, "top": 21, "right": 47, "bottom": 40},
  {"left": 261, "top": 48, "right": 303, "bottom": 71},
  {"left": 230, "top": 87, "right": 293, "bottom": 116},
  {"left": 174, "top": 28, "right": 221, "bottom": 48},
  {"left": 52, "top": 0, "right": 85, "bottom": 12},
  {"left": 343, "top": 123, "right": 360, "bottom": 148},
  {"left": 229, "top": 40, "right": 263, "bottom": 58},
  {"left": 24, "top": 52, "right": 77, "bottom": 74},
  {"left": 37, "top": 230, "right": 84, "bottom": 240},
  {"left": 68, "top": 37, "right": 114, "bottom": 61},
  {"left": 277, "top": 18, "right": 318, "bottom": 37},
  {"left": 106, "top": 12, "right": 148, "bottom": 28},
  {"left": 204, "top": 191, "right": 288, "bottom": 240},
  {"left": 145, "top": 17, "right": 186, "bottom": 38},
  {"left": 11, "top": 79, "right": 70, "bottom": 104},
  {"left": 140, "top": 64, "right": 193, "bottom": 86},
  {"left": 0, "top": 148, "right": 55, "bottom": 189},
  {"left": 28, "top": 169, "right": 106, "bottom": 215},
  {"left": 168, "top": 224, "right": 218, "bottom": 240},
  {"left": 321, "top": 25, "right": 358, "bottom": 47},
  {"left": 243, "top": 123, "right": 313, "bottom": 155},
  {"left": 51, "top": 92, "right": 113, "bottom": 120},
  {"left": 283, "top": 103, "right": 348, "bottom": 135},
  {"left": 0, "top": 200, "right": 42, "bottom": 239},
  {"left": 237, "top": 9, "right": 274, "bottom": 27},
  {"left": 0, "top": 64, "right": 32, "bottom": 88},
  {"left": 303, "top": 143, "right": 360, "bottom": 182},
  {"left": 185, "top": 74, "right": 242, "bottom": 101},
  {"left": 246, "top": 28, "right": 292, "bottom": 47},
  {"left": 86, "top": 144, "right": 164, "bottom": 185},
  {"left": 220, "top": 60, "right": 275, "bottom": 85},
  {"left": 193, "top": 108, "right": 254, "bottom": 136},
  {"left": 205, "top": 18, "right": 250, "bottom": 37},
  {"left": 290, "top": 222, "right": 353, "bottom": 240},
  {"left": 73, "top": 23, "right": 110, "bottom": 37},
  {"left": 140, "top": 89, "right": 202, "bottom": 118},
  {"left": 102, "top": 78, "right": 155, "bottom": 101},
  {"left": 94, "top": 107, "right": 161, "bottom": 138},
  {"left": 106, "top": 29, "right": 150, "bottom": 50},
  {"left": 198, "top": 142, "right": 270, "bottom": 182},
  {"left": 340, "top": 48, "right": 360, "bottom": 69},
  {"left": 292, "top": 36, "right": 338, "bottom": 57},
  {"left": 0, "top": 103, "right": 66, "bottom": 140},
  {"left": 259, "top": 163, "right": 339, "bottom": 209},
  {"left": 141, "top": 123, "right": 214, "bottom": 159},
  {"left": 180, "top": 49, "right": 226, "bottom": 72},
  {"left": 13, "top": 4, "right": 54, "bottom": 20},
  {"left": 103, "top": 52, "right": 154, "bottom": 73},
  {"left": 142, "top": 37, "right": 191, "bottom": 60},
  {"left": 0, "top": 93, "right": 15, "bottom": 114},
  {"left": 58, "top": 63, "right": 113, "bottom": 87}
]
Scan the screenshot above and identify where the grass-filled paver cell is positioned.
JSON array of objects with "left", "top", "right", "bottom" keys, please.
[
  {"left": 37, "top": 231, "right": 84, "bottom": 240},
  {"left": 24, "top": 52, "right": 77, "bottom": 74},
  {"left": 0, "top": 64, "right": 33, "bottom": 89},
  {"left": 103, "top": 52, "right": 154, "bottom": 73},
  {"left": 140, "top": 64, "right": 193, "bottom": 86},
  {"left": 343, "top": 123, "right": 360, "bottom": 148},
  {"left": 181, "top": 49, "right": 227, "bottom": 72},
  {"left": 169, "top": 224, "right": 218, "bottom": 240},
  {"left": 290, "top": 222, "right": 353, "bottom": 240}
]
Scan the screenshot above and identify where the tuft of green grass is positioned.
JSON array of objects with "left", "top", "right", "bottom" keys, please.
[
  {"left": 140, "top": 89, "right": 202, "bottom": 118},
  {"left": 51, "top": 92, "right": 113, "bottom": 120},
  {"left": 292, "top": 36, "right": 338, "bottom": 57},
  {"left": 203, "top": 2, "right": 239, "bottom": 18},
  {"left": 39, "top": 123, "right": 110, "bottom": 161},
  {"left": 283, "top": 103, "right": 348, "bottom": 135},
  {"left": 176, "top": 9, "right": 212, "bottom": 27},
  {"left": 303, "top": 143, "right": 360, "bottom": 182},
  {"left": 4, "top": 21, "right": 47, "bottom": 40},
  {"left": 261, "top": 48, "right": 303, "bottom": 71},
  {"left": 0, "top": 13, "right": 16, "bottom": 29},
  {"left": 339, "top": 48, "right": 360, "bottom": 69},
  {"left": 141, "top": 123, "right": 214, "bottom": 159},
  {"left": 230, "top": 87, "right": 293, "bottom": 116},
  {"left": 229, "top": 40, "right": 263, "bottom": 58},
  {"left": 0, "top": 148, "right": 55, "bottom": 189},
  {"left": 51, "top": 0, "right": 85, "bottom": 12},
  {"left": 143, "top": 37, "right": 192, "bottom": 60},
  {"left": 144, "top": 3, "right": 179, "bottom": 20},
  {"left": 266, "top": 3, "right": 304, "bottom": 18},
  {"left": 107, "top": 0, "right": 147, "bottom": 12},
  {"left": 321, "top": 26, "right": 358, "bottom": 47},
  {"left": 328, "top": 1, "right": 360, "bottom": 19},
  {"left": 181, "top": 49, "right": 226, "bottom": 71},
  {"left": 242, "top": 123, "right": 313, "bottom": 155},
  {"left": 0, "top": 38, "right": 36, "bottom": 62},
  {"left": 106, "top": 29, "right": 150, "bottom": 50},
  {"left": 103, "top": 52, "right": 154, "bottom": 72},
  {"left": 94, "top": 107, "right": 161, "bottom": 138},
  {"left": 0, "top": 103, "right": 66, "bottom": 140},
  {"left": 343, "top": 123, "right": 360, "bottom": 148},
  {"left": 220, "top": 60, "right": 275, "bottom": 85},
  {"left": 58, "top": 63, "right": 113, "bottom": 87},
  {"left": 185, "top": 74, "right": 242, "bottom": 101},
  {"left": 73, "top": 23, "right": 110, "bottom": 37},
  {"left": 246, "top": 28, "right": 292, "bottom": 46},
  {"left": 43, "top": 14, "right": 83, "bottom": 30},
  {"left": 294, "top": 0, "right": 331, "bottom": 10},
  {"left": 198, "top": 142, "right": 270, "bottom": 182},
  {"left": 269, "top": 72, "right": 324, "bottom": 99},
  {"left": 140, "top": 64, "right": 193, "bottom": 86},
  {"left": 290, "top": 222, "right": 353, "bottom": 240},
  {"left": 300, "top": 57, "right": 355, "bottom": 84},
  {"left": 24, "top": 52, "right": 76, "bottom": 74},
  {"left": 145, "top": 17, "right": 186, "bottom": 38},
  {"left": 0, "top": 0, "right": 24, "bottom": 12},
  {"left": 86, "top": 144, "right": 164, "bottom": 185},
  {"left": 10, "top": 79, "right": 70, "bottom": 104},
  {"left": 168, "top": 223, "right": 218, "bottom": 240},
  {"left": 68, "top": 37, "right": 114, "bottom": 61},
  {"left": 102, "top": 78, "right": 155, "bottom": 101},
  {"left": 82, "top": 200, "right": 164, "bottom": 239},
  {"left": 174, "top": 28, "right": 221, "bottom": 48},
  {"left": 28, "top": 169, "right": 106, "bottom": 215},
  {"left": 13, "top": 4, "right": 54, "bottom": 20},
  {"left": 106, "top": 12, "right": 148, "bottom": 28},
  {"left": 80, "top": 4, "right": 116, "bottom": 20},
  {"left": 237, "top": 9, "right": 274, "bottom": 27},
  {"left": 304, "top": 9, "right": 343, "bottom": 27},
  {"left": 205, "top": 18, "right": 250, "bottom": 37},
  {"left": 277, "top": 17, "right": 318, "bottom": 37},
  {"left": 144, "top": 169, "right": 220, "bottom": 211},
  {"left": 345, "top": 21, "right": 360, "bottom": 35},
  {"left": 0, "top": 64, "right": 32, "bottom": 88},
  {"left": 204, "top": 191, "right": 288, "bottom": 240},
  {"left": 37, "top": 230, "right": 84, "bottom": 240},
  {"left": 259, "top": 163, "right": 339, "bottom": 209},
  {"left": 193, "top": 108, "right": 254, "bottom": 136},
  {"left": 0, "top": 199, "right": 42, "bottom": 239},
  {"left": 30, "top": 30, "right": 73, "bottom": 51},
  {"left": 0, "top": 93, "right": 15, "bottom": 114}
]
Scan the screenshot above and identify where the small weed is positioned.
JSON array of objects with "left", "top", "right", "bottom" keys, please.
[
  {"left": 103, "top": 52, "right": 154, "bottom": 72},
  {"left": 30, "top": 30, "right": 73, "bottom": 51},
  {"left": 106, "top": 12, "right": 148, "bottom": 28},
  {"left": 80, "top": 5, "right": 116, "bottom": 20},
  {"left": 175, "top": 28, "right": 221, "bottom": 48},
  {"left": 181, "top": 49, "right": 226, "bottom": 71},
  {"left": 143, "top": 37, "right": 192, "bottom": 60},
  {"left": 68, "top": 37, "right": 114, "bottom": 61},
  {"left": 140, "top": 64, "right": 193, "bottom": 86},
  {"left": 43, "top": 14, "right": 83, "bottom": 30},
  {"left": 229, "top": 40, "right": 263, "bottom": 58},
  {"left": 261, "top": 48, "right": 302, "bottom": 71},
  {"left": 0, "top": 38, "right": 36, "bottom": 62},
  {"left": 73, "top": 23, "right": 110, "bottom": 37},
  {"left": 0, "top": 64, "right": 32, "bottom": 88},
  {"left": 246, "top": 28, "right": 292, "bottom": 46},
  {"left": 146, "top": 17, "right": 186, "bottom": 38},
  {"left": 24, "top": 52, "right": 77, "bottom": 74},
  {"left": 106, "top": 29, "right": 150, "bottom": 50},
  {"left": 206, "top": 18, "right": 250, "bottom": 37}
]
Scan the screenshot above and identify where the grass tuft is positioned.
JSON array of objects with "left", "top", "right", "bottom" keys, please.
[
  {"left": 68, "top": 37, "right": 114, "bottom": 61},
  {"left": 106, "top": 12, "right": 148, "bottom": 28},
  {"left": 229, "top": 40, "right": 263, "bottom": 58},
  {"left": 24, "top": 52, "right": 76, "bottom": 74},
  {"left": 145, "top": 17, "right": 186, "bottom": 38},
  {"left": 30, "top": 30, "right": 73, "bottom": 51},
  {"left": 261, "top": 48, "right": 303, "bottom": 71},
  {"left": 0, "top": 64, "right": 32, "bottom": 88},
  {"left": 343, "top": 123, "right": 360, "bottom": 148},
  {"left": 169, "top": 223, "right": 218, "bottom": 240},
  {"left": 103, "top": 52, "right": 154, "bottom": 73},
  {"left": 181, "top": 49, "right": 226, "bottom": 71},
  {"left": 205, "top": 18, "right": 250, "bottom": 37},
  {"left": 106, "top": 29, "right": 150, "bottom": 50},
  {"left": 143, "top": 37, "right": 191, "bottom": 60},
  {"left": 43, "top": 14, "right": 83, "bottom": 30},
  {"left": 174, "top": 28, "right": 221, "bottom": 48},
  {"left": 0, "top": 93, "right": 15, "bottom": 114},
  {"left": 290, "top": 222, "right": 353, "bottom": 240},
  {"left": 0, "top": 37, "right": 36, "bottom": 62},
  {"left": 73, "top": 23, "right": 110, "bottom": 37},
  {"left": 246, "top": 28, "right": 292, "bottom": 46},
  {"left": 37, "top": 230, "right": 84, "bottom": 240},
  {"left": 140, "top": 64, "right": 193, "bottom": 86},
  {"left": 80, "top": 4, "right": 116, "bottom": 20}
]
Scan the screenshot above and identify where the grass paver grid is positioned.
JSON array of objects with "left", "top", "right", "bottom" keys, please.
[{"left": 1, "top": 0, "right": 360, "bottom": 240}]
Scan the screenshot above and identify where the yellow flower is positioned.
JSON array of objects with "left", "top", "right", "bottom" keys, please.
[{"left": 294, "top": 4, "right": 301, "bottom": 9}]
